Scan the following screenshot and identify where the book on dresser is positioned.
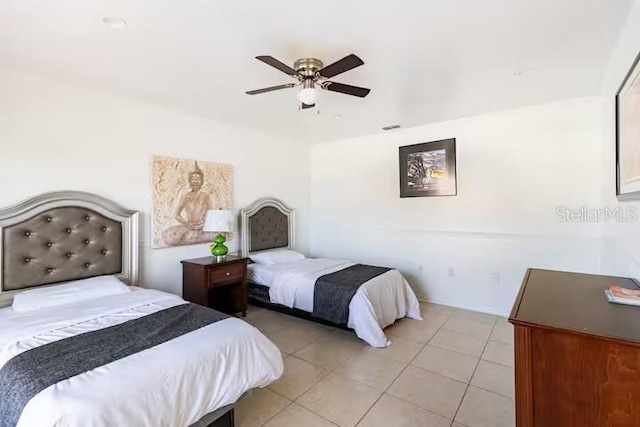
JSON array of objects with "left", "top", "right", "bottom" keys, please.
[
  {"left": 509, "top": 268, "right": 640, "bottom": 427},
  {"left": 605, "top": 284, "right": 640, "bottom": 306}
]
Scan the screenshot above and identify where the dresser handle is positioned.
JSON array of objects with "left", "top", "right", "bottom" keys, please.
[{"left": 225, "top": 272, "right": 231, "bottom": 276}]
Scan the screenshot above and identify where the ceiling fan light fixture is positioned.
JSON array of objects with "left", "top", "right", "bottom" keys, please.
[{"left": 297, "top": 85, "right": 318, "bottom": 106}]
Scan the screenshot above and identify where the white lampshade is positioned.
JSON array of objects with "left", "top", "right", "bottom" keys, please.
[
  {"left": 297, "top": 87, "right": 318, "bottom": 105},
  {"left": 203, "top": 210, "right": 234, "bottom": 233}
]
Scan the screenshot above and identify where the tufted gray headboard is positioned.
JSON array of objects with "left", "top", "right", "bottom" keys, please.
[
  {"left": 0, "top": 191, "right": 139, "bottom": 307},
  {"left": 240, "top": 198, "right": 295, "bottom": 257}
]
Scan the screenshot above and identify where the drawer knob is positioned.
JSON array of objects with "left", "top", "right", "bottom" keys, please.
[{"left": 225, "top": 272, "right": 231, "bottom": 276}]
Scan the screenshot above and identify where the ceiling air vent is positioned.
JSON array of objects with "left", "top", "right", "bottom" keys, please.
[{"left": 382, "top": 124, "right": 401, "bottom": 131}]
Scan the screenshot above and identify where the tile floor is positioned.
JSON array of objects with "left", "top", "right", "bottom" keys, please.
[{"left": 237, "top": 302, "right": 515, "bottom": 427}]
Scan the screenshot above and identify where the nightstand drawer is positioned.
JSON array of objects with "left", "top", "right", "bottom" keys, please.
[{"left": 208, "top": 263, "right": 244, "bottom": 287}]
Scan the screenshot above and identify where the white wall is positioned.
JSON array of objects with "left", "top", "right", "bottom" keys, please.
[
  {"left": 600, "top": 0, "right": 640, "bottom": 278},
  {"left": 310, "top": 98, "right": 604, "bottom": 315},
  {"left": 0, "top": 68, "right": 310, "bottom": 295}
]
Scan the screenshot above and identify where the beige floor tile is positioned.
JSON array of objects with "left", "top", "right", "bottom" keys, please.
[
  {"left": 449, "top": 308, "right": 497, "bottom": 323},
  {"left": 387, "top": 366, "right": 467, "bottom": 419},
  {"left": 235, "top": 388, "right": 290, "bottom": 427},
  {"left": 244, "top": 305, "right": 268, "bottom": 319},
  {"left": 297, "top": 374, "right": 382, "bottom": 427},
  {"left": 364, "top": 334, "right": 426, "bottom": 364},
  {"left": 268, "top": 356, "right": 329, "bottom": 400},
  {"left": 357, "top": 394, "right": 451, "bottom": 427},
  {"left": 323, "top": 324, "right": 358, "bottom": 338},
  {"left": 294, "top": 337, "right": 363, "bottom": 371},
  {"left": 482, "top": 340, "right": 514, "bottom": 367},
  {"left": 490, "top": 318, "right": 514, "bottom": 345},
  {"left": 455, "top": 386, "right": 515, "bottom": 427},
  {"left": 297, "top": 320, "right": 339, "bottom": 338},
  {"left": 264, "top": 403, "right": 337, "bottom": 427},
  {"left": 423, "top": 309, "right": 452, "bottom": 325},
  {"left": 245, "top": 312, "right": 291, "bottom": 337},
  {"left": 471, "top": 360, "right": 514, "bottom": 398},
  {"left": 420, "top": 301, "right": 456, "bottom": 315},
  {"left": 245, "top": 306, "right": 284, "bottom": 321},
  {"left": 430, "top": 329, "right": 488, "bottom": 358},
  {"left": 269, "top": 326, "right": 323, "bottom": 354},
  {"left": 441, "top": 313, "right": 496, "bottom": 339},
  {"left": 324, "top": 328, "right": 371, "bottom": 348},
  {"left": 386, "top": 315, "right": 445, "bottom": 341},
  {"left": 334, "top": 351, "right": 406, "bottom": 391},
  {"left": 412, "top": 345, "right": 479, "bottom": 383},
  {"left": 244, "top": 304, "right": 517, "bottom": 427},
  {"left": 277, "top": 312, "right": 312, "bottom": 325}
]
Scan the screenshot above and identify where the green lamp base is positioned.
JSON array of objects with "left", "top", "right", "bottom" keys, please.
[{"left": 210, "top": 233, "right": 228, "bottom": 259}]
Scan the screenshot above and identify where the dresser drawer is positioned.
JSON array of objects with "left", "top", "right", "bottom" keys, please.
[{"left": 208, "top": 263, "right": 244, "bottom": 287}]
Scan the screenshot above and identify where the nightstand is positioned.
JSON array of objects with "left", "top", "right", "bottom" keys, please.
[{"left": 181, "top": 255, "right": 249, "bottom": 316}]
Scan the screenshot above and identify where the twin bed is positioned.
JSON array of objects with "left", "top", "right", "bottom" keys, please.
[
  {"left": 240, "top": 198, "right": 422, "bottom": 348},
  {"left": 0, "top": 192, "right": 421, "bottom": 427}
]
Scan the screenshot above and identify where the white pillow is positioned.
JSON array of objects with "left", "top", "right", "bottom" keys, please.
[
  {"left": 250, "top": 249, "right": 306, "bottom": 265},
  {"left": 12, "top": 275, "right": 130, "bottom": 313}
]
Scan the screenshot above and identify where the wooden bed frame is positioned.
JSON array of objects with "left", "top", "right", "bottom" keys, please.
[{"left": 0, "top": 191, "right": 236, "bottom": 427}]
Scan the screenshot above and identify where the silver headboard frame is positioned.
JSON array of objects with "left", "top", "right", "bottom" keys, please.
[
  {"left": 0, "top": 191, "right": 139, "bottom": 307},
  {"left": 240, "top": 197, "right": 295, "bottom": 258}
]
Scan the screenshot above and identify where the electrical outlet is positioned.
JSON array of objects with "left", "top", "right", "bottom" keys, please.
[{"left": 448, "top": 267, "right": 455, "bottom": 277}]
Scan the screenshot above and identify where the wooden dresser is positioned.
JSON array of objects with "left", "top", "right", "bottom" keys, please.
[{"left": 509, "top": 269, "right": 640, "bottom": 427}]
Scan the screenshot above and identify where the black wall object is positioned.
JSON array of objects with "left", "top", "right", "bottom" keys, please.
[{"left": 399, "top": 138, "right": 457, "bottom": 198}]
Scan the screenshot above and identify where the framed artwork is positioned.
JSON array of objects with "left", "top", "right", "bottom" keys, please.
[
  {"left": 151, "top": 155, "right": 233, "bottom": 249},
  {"left": 616, "top": 50, "right": 640, "bottom": 200},
  {"left": 399, "top": 138, "right": 457, "bottom": 198}
]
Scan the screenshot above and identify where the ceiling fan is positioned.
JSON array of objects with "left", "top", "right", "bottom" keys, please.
[{"left": 246, "top": 54, "right": 371, "bottom": 109}]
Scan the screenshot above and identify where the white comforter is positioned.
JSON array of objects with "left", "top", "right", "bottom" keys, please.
[
  {"left": 250, "top": 258, "right": 422, "bottom": 347},
  {"left": 0, "top": 288, "right": 283, "bottom": 427}
]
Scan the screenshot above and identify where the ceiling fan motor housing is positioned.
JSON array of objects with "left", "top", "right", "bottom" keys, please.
[{"left": 294, "top": 58, "right": 324, "bottom": 78}]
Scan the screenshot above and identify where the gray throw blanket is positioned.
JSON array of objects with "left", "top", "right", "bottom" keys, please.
[
  {"left": 313, "top": 264, "right": 391, "bottom": 325},
  {"left": 0, "top": 303, "right": 229, "bottom": 427}
]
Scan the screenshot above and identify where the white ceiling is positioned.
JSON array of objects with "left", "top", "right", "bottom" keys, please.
[{"left": 0, "top": 0, "right": 633, "bottom": 143}]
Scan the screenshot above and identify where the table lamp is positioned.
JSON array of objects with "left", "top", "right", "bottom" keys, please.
[{"left": 203, "top": 210, "right": 234, "bottom": 261}]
